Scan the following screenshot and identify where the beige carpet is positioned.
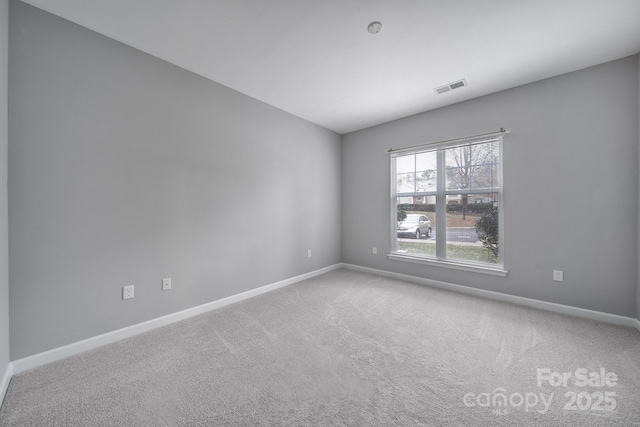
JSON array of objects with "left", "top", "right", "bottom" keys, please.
[{"left": 1, "top": 268, "right": 639, "bottom": 426}]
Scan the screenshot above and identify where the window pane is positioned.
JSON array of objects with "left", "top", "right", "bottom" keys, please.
[
  {"left": 396, "top": 199, "right": 436, "bottom": 257},
  {"left": 396, "top": 196, "right": 414, "bottom": 204},
  {"left": 395, "top": 154, "right": 415, "bottom": 173},
  {"left": 396, "top": 172, "right": 416, "bottom": 193},
  {"left": 415, "top": 152, "right": 437, "bottom": 193},
  {"left": 445, "top": 166, "right": 469, "bottom": 191},
  {"left": 445, "top": 193, "right": 499, "bottom": 264},
  {"left": 470, "top": 164, "right": 499, "bottom": 190},
  {"left": 445, "top": 143, "right": 499, "bottom": 191}
]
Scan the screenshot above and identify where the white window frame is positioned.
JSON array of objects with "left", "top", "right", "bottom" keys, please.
[{"left": 388, "top": 132, "right": 507, "bottom": 276}]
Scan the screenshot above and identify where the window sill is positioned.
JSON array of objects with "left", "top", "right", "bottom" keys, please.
[{"left": 387, "top": 253, "right": 508, "bottom": 277}]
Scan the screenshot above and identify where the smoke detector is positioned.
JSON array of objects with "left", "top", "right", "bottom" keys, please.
[
  {"left": 367, "top": 22, "right": 382, "bottom": 34},
  {"left": 434, "top": 79, "right": 467, "bottom": 94}
]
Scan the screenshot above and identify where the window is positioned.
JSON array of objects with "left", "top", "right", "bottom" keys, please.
[{"left": 389, "top": 132, "right": 505, "bottom": 275}]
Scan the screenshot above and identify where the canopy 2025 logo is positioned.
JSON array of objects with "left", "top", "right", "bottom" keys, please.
[{"left": 462, "top": 367, "right": 618, "bottom": 416}]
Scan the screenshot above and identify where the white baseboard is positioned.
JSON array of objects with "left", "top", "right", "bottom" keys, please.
[
  {"left": 0, "top": 362, "right": 12, "bottom": 407},
  {"left": 342, "top": 263, "right": 638, "bottom": 329},
  {"left": 11, "top": 264, "right": 342, "bottom": 375}
]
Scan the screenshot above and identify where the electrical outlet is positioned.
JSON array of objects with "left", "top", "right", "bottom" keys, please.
[
  {"left": 373, "top": 247, "right": 377, "bottom": 255},
  {"left": 122, "top": 285, "right": 134, "bottom": 300},
  {"left": 307, "top": 249, "right": 311, "bottom": 258},
  {"left": 162, "top": 278, "right": 171, "bottom": 291},
  {"left": 553, "top": 270, "right": 564, "bottom": 282}
]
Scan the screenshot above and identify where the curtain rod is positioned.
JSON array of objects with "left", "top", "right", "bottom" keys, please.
[{"left": 387, "top": 128, "right": 510, "bottom": 154}]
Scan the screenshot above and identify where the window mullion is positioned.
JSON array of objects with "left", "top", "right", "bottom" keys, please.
[
  {"left": 390, "top": 155, "right": 398, "bottom": 253},
  {"left": 436, "top": 149, "right": 446, "bottom": 259}
]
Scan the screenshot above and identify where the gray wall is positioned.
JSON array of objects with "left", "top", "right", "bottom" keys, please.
[
  {"left": 638, "top": 53, "right": 640, "bottom": 322},
  {"left": 343, "top": 56, "right": 639, "bottom": 318},
  {"left": 8, "top": 2, "right": 341, "bottom": 359},
  {"left": 0, "top": 0, "right": 9, "bottom": 381}
]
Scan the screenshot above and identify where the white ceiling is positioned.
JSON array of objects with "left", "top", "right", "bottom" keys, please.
[{"left": 20, "top": 0, "right": 640, "bottom": 134}]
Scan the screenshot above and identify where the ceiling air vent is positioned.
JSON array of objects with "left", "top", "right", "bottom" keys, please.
[{"left": 434, "top": 79, "right": 467, "bottom": 95}]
